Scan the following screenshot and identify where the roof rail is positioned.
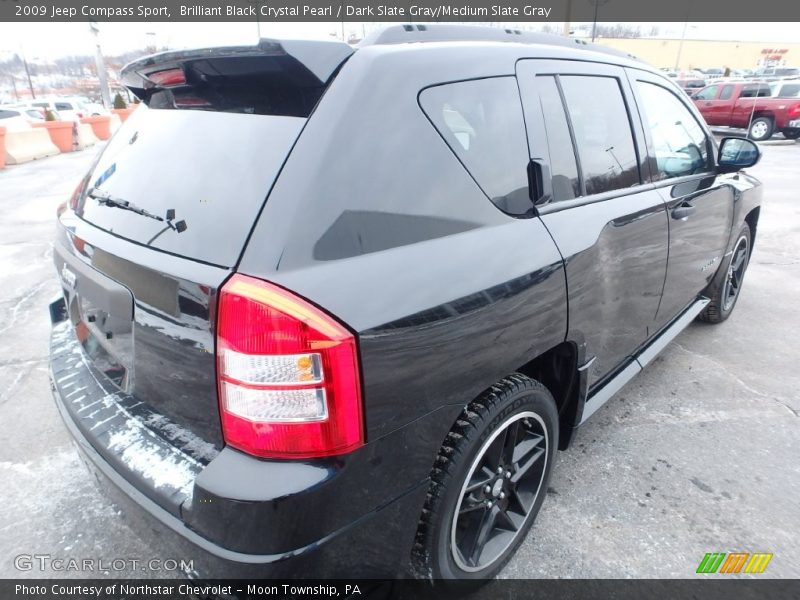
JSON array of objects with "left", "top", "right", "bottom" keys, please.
[{"left": 359, "top": 24, "right": 638, "bottom": 62}]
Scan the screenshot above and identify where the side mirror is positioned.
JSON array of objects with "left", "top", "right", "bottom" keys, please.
[{"left": 717, "top": 137, "right": 761, "bottom": 173}]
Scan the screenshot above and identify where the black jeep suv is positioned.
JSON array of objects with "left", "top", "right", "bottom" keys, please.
[{"left": 49, "top": 25, "right": 762, "bottom": 580}]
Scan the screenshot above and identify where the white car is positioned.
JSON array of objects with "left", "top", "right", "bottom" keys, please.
[
  {"left": 0, "top": 106, "right": 45, "bottom": 131},
  {"left": 29, "top": 98, "right": 90, "bottom": 121},
  {"left": 769, "top": 80, "right": 800, "bottom": 98}
]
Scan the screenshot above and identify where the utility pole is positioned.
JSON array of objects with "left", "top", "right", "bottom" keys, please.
[
  {"left": 20, "top": 51, "right": 35, "bottom": 99},
  {"left": 562, "top": 0, "right": 572, "bottom": 36},
  {"left": 89, "top": 21, "right": 112, "bottom": 109},
  {"left": 9, "top": 74, "right": 19, "bottom": 101},
  {"left": 589, "top": 0, "right": 609, "bottom": 42}
]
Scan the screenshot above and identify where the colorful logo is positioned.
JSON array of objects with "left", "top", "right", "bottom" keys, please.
[{"left": 697, "top": 552, "right": 773, "bottom": 574}]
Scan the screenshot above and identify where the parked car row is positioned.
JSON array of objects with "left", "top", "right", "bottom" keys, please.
[{"left": 0, "top": 97, "right": 109, "bottom": 125}]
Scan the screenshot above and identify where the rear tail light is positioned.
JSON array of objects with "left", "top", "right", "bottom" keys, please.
[
  {"left": 788, "top": 103, "right": 800, "bottom": 119},
  {"left": 147, "top": 68, "right": 187, "bottom": 87},
  {"left": 216, "top": 274, "right": 364, "bottom": 459}
]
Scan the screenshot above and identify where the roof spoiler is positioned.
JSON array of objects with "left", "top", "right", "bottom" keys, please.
[{"left": 120, "top": 39, "right": 354, "bottom": 104}]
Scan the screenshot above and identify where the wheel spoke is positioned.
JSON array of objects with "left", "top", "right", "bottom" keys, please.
[
  {"left": 512, "top": 432, "right": 544, "bottom": 465},
  {"left": 458, "top": 497, "right": 486, "bottom": 515},
  {"left": 464, "top": 466, "right": 494, "bottom": 494},
  {"left": 466, "top": 505, "right": 499, "bottom": 566},
  {"left": 501, "top": 420, "right": 520, "bottom": 466},
  {"left": 482, "top": 433, "right": 505, "bottom": 472},
  {"left": 495, "top": 508, "right": 520, "bottom": 533},
  {"left": 733, "top": 249, "right": 746, "bottom": 271},
  {"left": 512, "top": 446, "right": 546, "bottom": 483}
]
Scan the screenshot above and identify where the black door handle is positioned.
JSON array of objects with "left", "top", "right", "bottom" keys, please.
[{"left": 672, "top": 203, "right": 696, "bottom": 220}]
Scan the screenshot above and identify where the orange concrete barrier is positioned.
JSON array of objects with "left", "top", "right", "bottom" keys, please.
[
  {"left": 33, "top": 121, "right": 75, "bottom": 153},
  {"left": 4, "top": 127, "right": 60, "bottom": 165},
  {"left": 112, "top": 108, "right": 135, "bottom": 122},
  {"left": 75, "top": 123, "right": 99, "bottom": 150},
  {"left": 80, "top": 115, "right": 112, "bottom": 140},
  {"left": 0, "top": 127, "right": 6, "bottom": 170},
  {"left": 109, "top": 113, "right": 122, "bottom": 135}
]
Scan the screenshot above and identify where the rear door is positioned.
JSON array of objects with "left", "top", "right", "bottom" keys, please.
[
  {"left": 517, "top": 60, "right": 669, "bottom": 389},
  {"left": 628, "top": 70, "right": 734, "bottom": 329}
]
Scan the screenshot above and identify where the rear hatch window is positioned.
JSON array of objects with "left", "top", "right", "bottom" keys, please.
[
  {"left": 75, "top": 40, "right": 353, "bottom": 268},
  {"left": 77, "top": 107, "right": 303, "bottom": 267}
]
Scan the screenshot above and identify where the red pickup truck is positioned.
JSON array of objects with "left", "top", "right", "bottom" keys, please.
[{"left": 692, "top": 81, "right": 800, "bottom": 141}]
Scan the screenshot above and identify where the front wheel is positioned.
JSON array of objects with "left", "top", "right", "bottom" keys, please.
[
  {"left": 698, "top": 224, "right": 751, "bottom": 323},
  {"left": 413, "top": 374, "right": 558, "bottom": 581}
]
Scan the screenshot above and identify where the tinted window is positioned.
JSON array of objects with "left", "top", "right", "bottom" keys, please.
[
  {"left": 741, "top": 85, "right": 771, "bottom": 98},
  {"left": 420, "top": 77, "right": 532, "bottom": 216},
  {"left": 559, "top": 76, "right": 640, "bottom": 195},
  {"left": 0, "top": 110, "right": 19, "bottom": 119},
  {"left": 719, "top": 85, "right": 734, "bottom": 100},
  {"left": 536, "top": 76, "right": 579, "bottom": 202},
  {"left": 636, "top": 82, "right": 710, "bottom": 180},
  {"left": 78, "top": 106, "right": 306, "bottom": 267},
  {"left": 55, "top": 102, "right": 73, "bottom": 110},
  {"left": 777, "top": 83, "right": 800, "bottom": 98},
  {"left": 694, "top": 85, "right": 718, "bottom": 100}
]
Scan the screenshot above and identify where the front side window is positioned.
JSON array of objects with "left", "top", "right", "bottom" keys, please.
[
  {"left": 719, "top": 85, "right": 734, "bottom": 100},
  {"left": 636, "top": 81, "right": 711, "bottom": 180},
  {"left": 559, "top": 75, "right": 640, "bottom": 195},
  {"left": 694, "top": 86, "right": 719, "bottom": 101},
  {"left": 420, "top": 77, "right": 532, "bottom": 216}
]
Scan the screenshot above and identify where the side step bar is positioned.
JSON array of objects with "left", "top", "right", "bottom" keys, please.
[{"left": 579, "top": 297, "right": 710, "bottom": 425}]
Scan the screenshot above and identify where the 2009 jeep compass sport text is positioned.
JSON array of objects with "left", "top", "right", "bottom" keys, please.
[{"left": 49, "top": 25, "right": 763, "bottom": 580}]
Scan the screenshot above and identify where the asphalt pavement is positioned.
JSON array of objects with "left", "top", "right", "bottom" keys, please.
[{"left": 0, "top": 139, "right": 797, "bottom": 579}]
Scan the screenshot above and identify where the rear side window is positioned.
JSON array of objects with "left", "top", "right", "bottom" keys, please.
[
  {"left": 559, "top": 76, "right": 640, "bottom": 195},
  {"left": 719, "top": 85, "right": 734, "bottom": 100},
  {"left": 55, "top": 102, "right": 73, "bottom": 110},
  {"left": 635, "top": 82, "right": 711, "bottom": 180},
  {"left": 741, "top": 85, "right": 771, "bottom": 98},
  {"left": 420, "top": 77, "right": 532, "bottom": 216},
  {"left": 536, "top": 76, "right": 579, "bottom": 202}
]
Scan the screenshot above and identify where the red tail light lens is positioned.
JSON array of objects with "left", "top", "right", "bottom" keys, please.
[
  {"left": 216, "top": 274, "right": 364, "bottom": 459},
  {"left": 788, "top": 103, "right": 800, "bottom": 119},
  {"left": 147, "top": 68, "right": 187, "bottom": 87}
]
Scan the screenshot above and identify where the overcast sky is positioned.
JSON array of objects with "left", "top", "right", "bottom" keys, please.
[{"left": 1, "top": 21, "right": 798, "bottom": 60}]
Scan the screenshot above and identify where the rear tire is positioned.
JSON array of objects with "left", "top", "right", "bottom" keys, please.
[
  {"left": 698, "top": 224, "right": 751, "bottom": 324},
  {"left": 748, "top": 117, "right": 773, "bottom": 141},
  {"left": 412, "top": 374, "right": 558, "bottom": 582},
  {"left": 781, "top": 129, "right": 800, "bottom": 140}
]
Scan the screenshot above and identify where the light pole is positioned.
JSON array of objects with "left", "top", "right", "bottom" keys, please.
[
  {"left": 674, "top": 23, "right": 697, "bottom": 71},
  {"left": 589, "top": 0, "right": 610, "bottom": 42},
  {"left": 19, "top": 46, "right": 35, "bottom": 99},
  {"left": 89, "top": 21, "right": 112, "bottom": 109}
]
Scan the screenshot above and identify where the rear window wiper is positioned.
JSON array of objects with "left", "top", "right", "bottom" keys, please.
[{"left": 88, "top": 188, "right": 187, "bottom": 243}]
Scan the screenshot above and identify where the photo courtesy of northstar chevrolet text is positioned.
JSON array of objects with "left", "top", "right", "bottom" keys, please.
[{"left": 0, "top": 0, "right": 798, "bottom": 597}]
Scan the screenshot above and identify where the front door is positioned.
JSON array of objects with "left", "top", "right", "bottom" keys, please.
[{"left": 628, "top": 70, "right": 735, "bottom": 329}]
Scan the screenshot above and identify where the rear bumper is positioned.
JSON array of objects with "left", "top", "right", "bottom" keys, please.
[{"left": 49, "top": 301, "right": 429, "bottom": 577}]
